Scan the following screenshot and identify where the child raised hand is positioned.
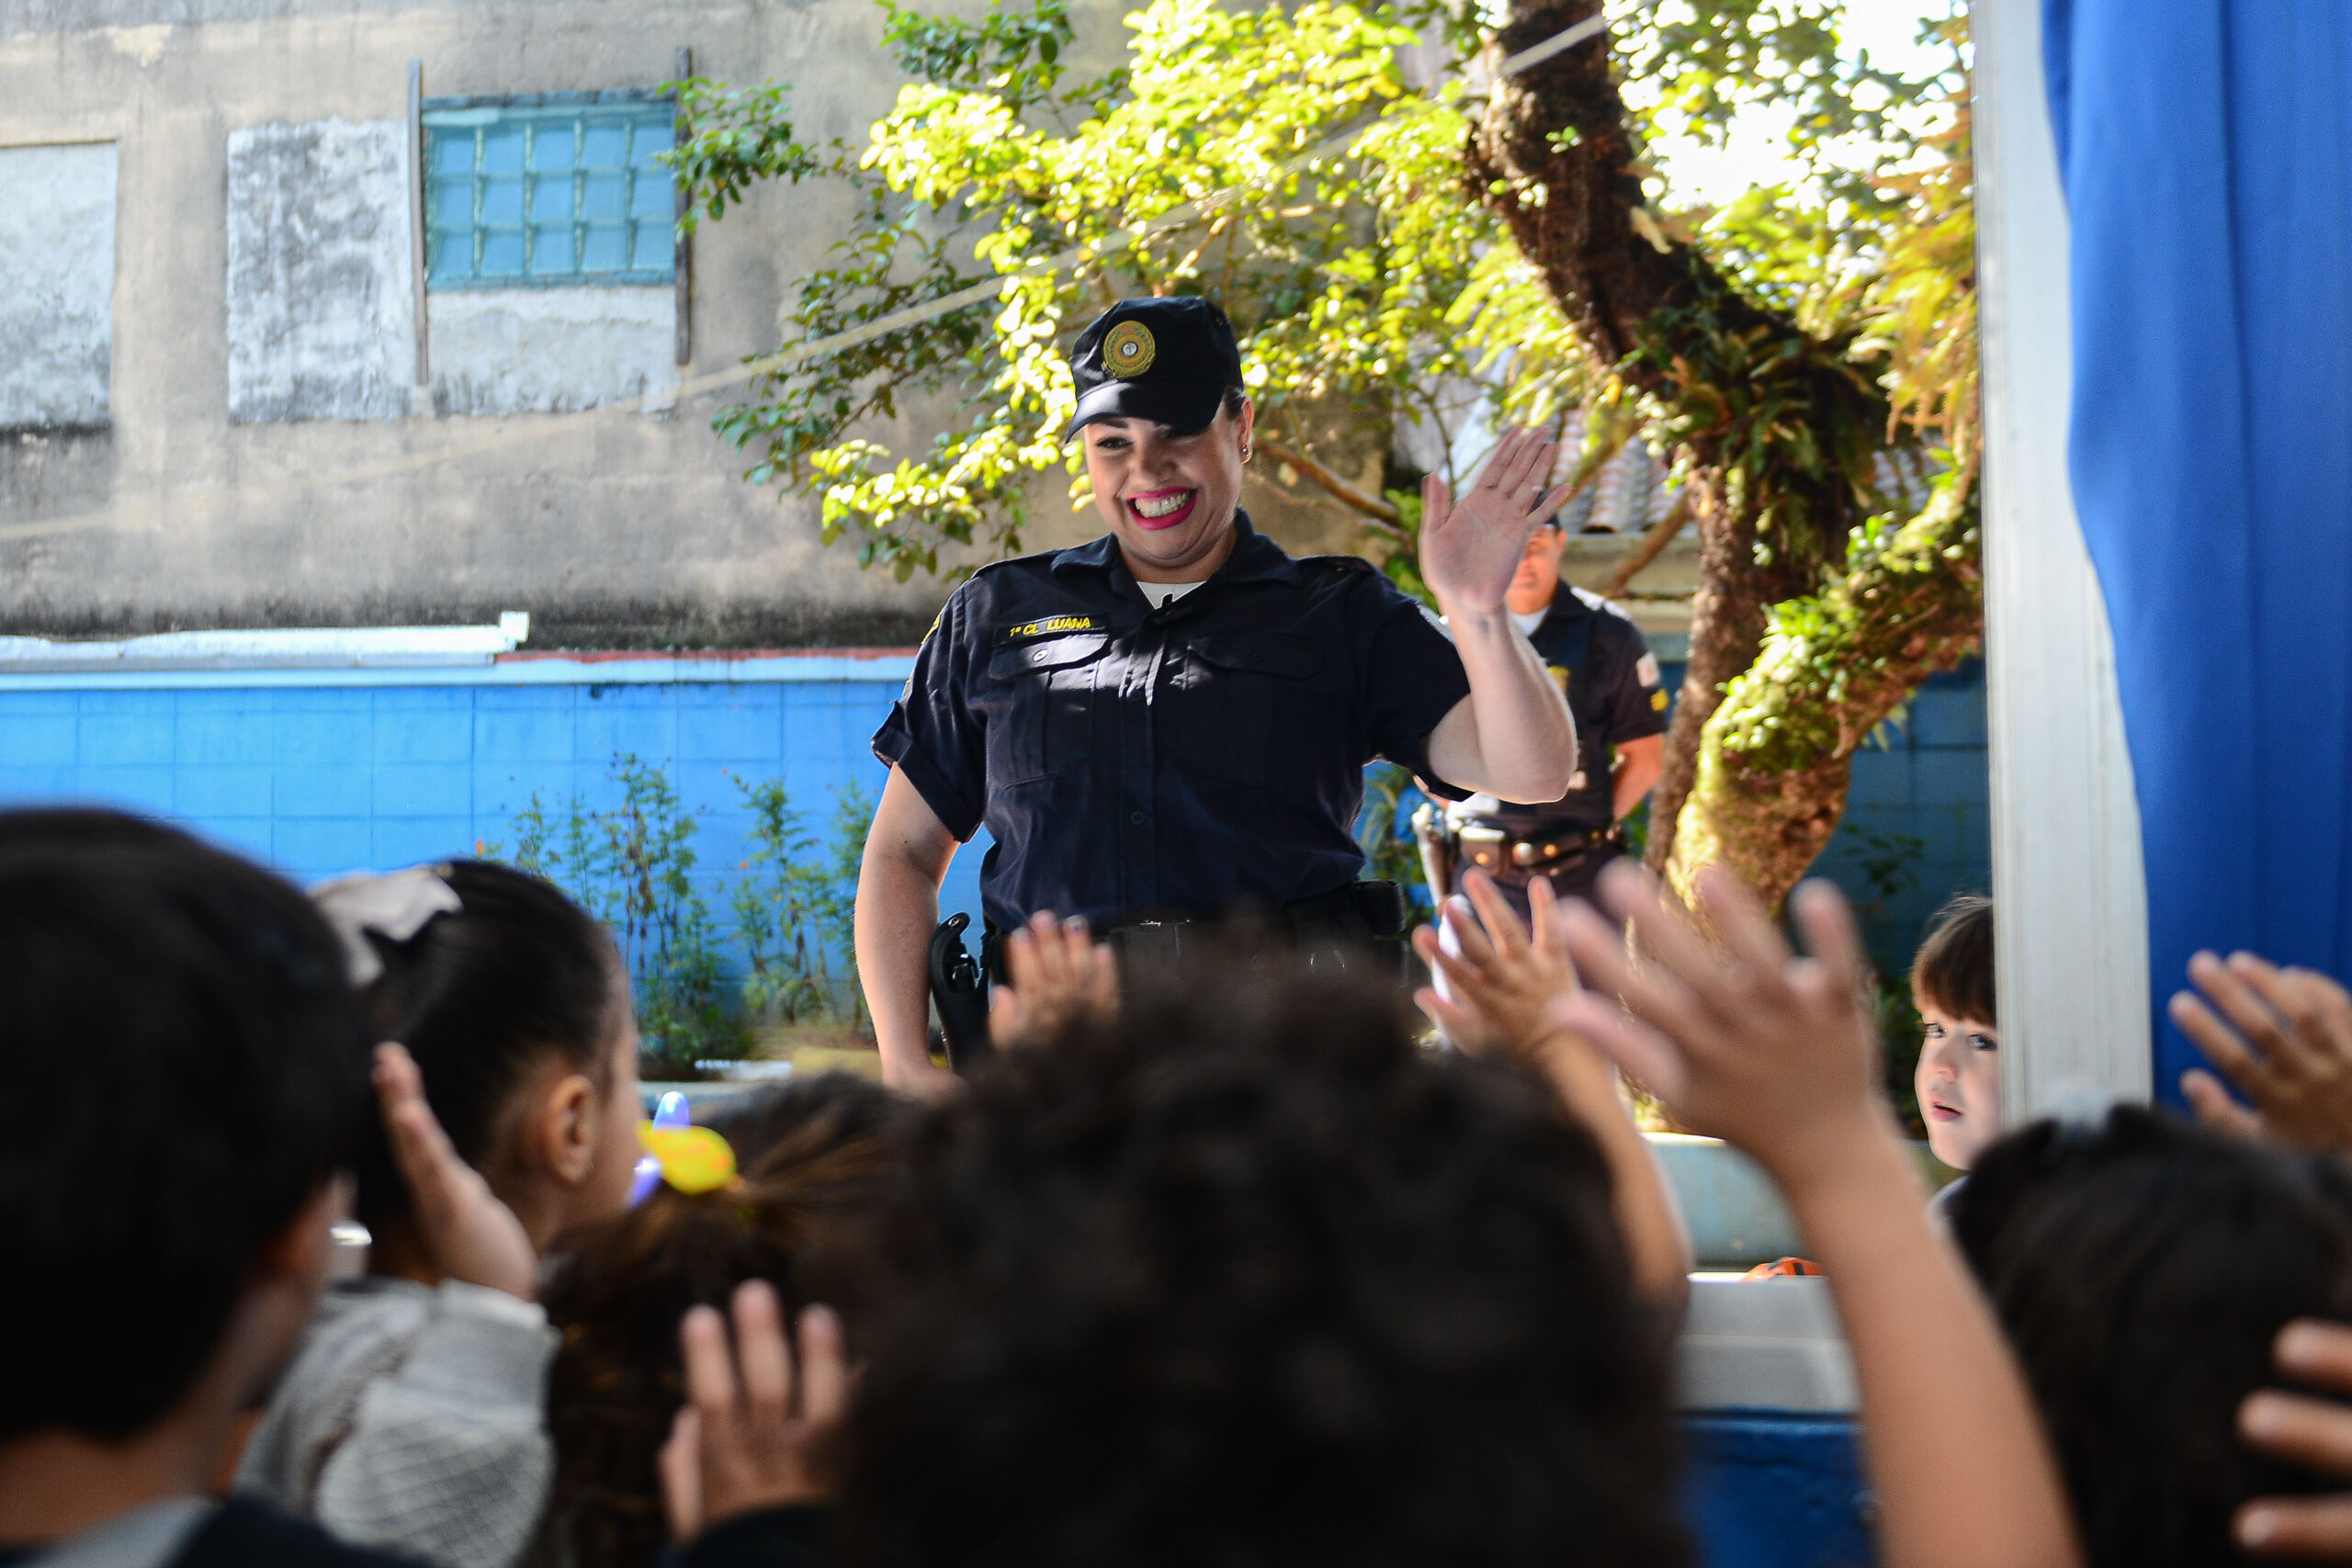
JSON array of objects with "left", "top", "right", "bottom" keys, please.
[
  {"left": 1554, "top": 862, "right": 2081, "bottom": 1568},
  {"left": 988, "top": 912, "right": 1118, "bottom": 1052},
  {"left": 373, "top": 1042, "right": 537, "bottom": 1302},
  {"left": 2172, "top": 953, "right": 2352, "bottom": 1154},
  {"left": 1412, "top": 872, "right": 1691, "bottom": 1308},
  {"left": 660, "top": 1281, "right": 849, "bottom": 1550}
]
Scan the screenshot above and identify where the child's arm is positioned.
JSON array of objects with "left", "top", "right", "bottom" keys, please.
[
  {"left": 307, "top": 1045, "right": 558, "bottom": 1568},
  {"left": 1556, "top": 864, "right": 2081, "bottom": 1568},
  {"left": 1411, "top": 872, "right": 1692, "bottom": 1312}
]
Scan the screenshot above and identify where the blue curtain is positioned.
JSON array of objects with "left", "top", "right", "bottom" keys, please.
[{"left": 2042, "top": 0, "right": 2352, "bottom": 1104}]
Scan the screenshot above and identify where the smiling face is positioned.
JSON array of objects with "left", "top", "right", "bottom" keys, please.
[
  {"left": 1080, "top": 398, "right": 1252, "bottom": 583},
  {"left": 1915, "top": 998, "right": 2001, "bottom": 1170}
]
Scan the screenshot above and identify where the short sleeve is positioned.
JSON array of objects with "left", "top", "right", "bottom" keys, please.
[
  {"left": 1361, "top": 580, "right": 1473, "bottom": 796},
  {"left": 872, "top": 590, "right": 987, "bottom": 840},
  {"left": 1601, "top": 619, "right": 1669, "bottom": 741}
]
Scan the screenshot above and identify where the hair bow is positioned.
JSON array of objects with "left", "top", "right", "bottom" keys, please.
[
  {"left": 310, "top": 865, "right": 465, "bottom": 985},
  {"left": 632, "top": 1090, "right": 741, "bottom": 1201}
]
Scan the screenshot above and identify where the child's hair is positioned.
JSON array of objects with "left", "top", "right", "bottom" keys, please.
[
  {"left": 842, "top": 955, "right": 1688, "bottom": 1568},
  {"left": 350, "top": 860, "right": 627, "bottom": 1230},
  {"left": 537, "top": 1073, "right": 901, "bottom": 1568},
  {"left": 0, "top": 809, "right": 371, "bottom": 1441},
  {"left": 1951, "top": 1106, "right": 2352, "bottom": 1567},
  {"left": 1913, "top": 893, "right": 1995, "bottom": 1023}
]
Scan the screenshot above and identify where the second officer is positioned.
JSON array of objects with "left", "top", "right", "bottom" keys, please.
[{"left": 1414, "top": 513, "right": 1668, "bottom": 918}]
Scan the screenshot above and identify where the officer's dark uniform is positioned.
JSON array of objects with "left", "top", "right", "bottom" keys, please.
[
  {"left": 875, "top": 511, "right": 1472, "bottom": 942},
  {"left": 876, "top": 296, "right": 1478, "bottom": 977},
  {"left": 1434, "top": 581, "right": 1666, "bottom": 910}
]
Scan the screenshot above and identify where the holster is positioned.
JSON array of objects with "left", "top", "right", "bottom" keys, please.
[
  {"left": 1409, "top": 800, "right": 1455, "bottom": 901},
  {"left": 926, "top": 913, "right": 993, "bottom": 1073}
]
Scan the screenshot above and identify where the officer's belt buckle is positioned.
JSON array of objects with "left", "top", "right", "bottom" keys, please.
[
  {"left": 1510, "top": 829, "right": 1601, "bottom": 868},
  {"left": 1456, "top": 825, "right": 1507, "bottom": 872}
]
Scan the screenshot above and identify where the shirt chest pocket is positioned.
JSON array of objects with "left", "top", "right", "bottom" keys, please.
[
  {"left": 1182, "top": 633, "right": 1327, "bottom": 790},
  {"left": 985, "top": 633, "right": 1110, "bottom": 787}
]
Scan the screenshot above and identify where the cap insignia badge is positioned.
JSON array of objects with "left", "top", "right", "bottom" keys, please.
[{"left": 1103, "top": 320, "right": 1157, "bottom": 378}]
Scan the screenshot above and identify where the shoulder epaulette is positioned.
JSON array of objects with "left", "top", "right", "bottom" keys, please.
[{"left": 1571, "top": 585, "right": 1638, "bottom": 624}]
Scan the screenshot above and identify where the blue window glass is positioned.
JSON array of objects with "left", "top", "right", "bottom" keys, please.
[{"left": 423, "top": 98, "right": 676, "bottom": 289}]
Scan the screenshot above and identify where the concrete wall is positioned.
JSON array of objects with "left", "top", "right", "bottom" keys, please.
[
  {"left": 431, "top": 287, "right": 677, "bottom": 415},
  {"left": 0, "top": 0, "right": 1390, "bottom": 645},
  {"left": 0, "top": 0, "right": 985, "bottom": 641}
]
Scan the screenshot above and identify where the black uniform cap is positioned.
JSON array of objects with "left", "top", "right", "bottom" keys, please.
[{"left": 1064, "top": 296, "right": 1245, "bottom": 442}]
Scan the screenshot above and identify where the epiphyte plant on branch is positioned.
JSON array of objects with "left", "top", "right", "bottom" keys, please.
[{"left": 667, "top": 0, "right": 1980, "bottom": 913}]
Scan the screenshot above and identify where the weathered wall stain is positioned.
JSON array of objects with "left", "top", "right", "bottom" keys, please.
[
  {"left": 225, "top": 118, "right": 415, "bottom": 422},
  {"left": 0, "top": 142, "right": 116, "bottom": 430},
  {"left": 431, "top": 286, "right": 677, "bottom": 416}
]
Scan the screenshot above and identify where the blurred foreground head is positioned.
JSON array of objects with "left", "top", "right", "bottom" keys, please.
[
  {"left": 844, "top": 953, "right": 1688, "bottom": 1568},
  {"left": 1952, "top": 1105, "right": 2352, "bottom": 1568},
  {"left": 0, "top": 808, "right": 369, "bottom": 1441}
]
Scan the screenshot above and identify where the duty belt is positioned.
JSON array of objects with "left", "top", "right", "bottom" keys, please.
[
  {"left": 927, "top": 882, "right": 1410, "bottom": 1072},
  {"left": 1454, "top": 821, "right": 1617, "bottom": 873}
]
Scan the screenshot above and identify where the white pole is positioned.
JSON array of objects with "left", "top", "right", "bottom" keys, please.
[{"left": 1973, "top": 0, "right": 2153, "bottom": 1118}]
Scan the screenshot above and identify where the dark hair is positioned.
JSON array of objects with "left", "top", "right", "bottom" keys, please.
[
  {"left": 1220, "top": 385, "right": 1249, "bottom": 423},
  {"left": 538, "top": 1073, "right": 902, "bottom": 1568},
  {"left": 352, "top": 860, "right": 626, "bottom": 1230},
  {"left": 842, "top": 961, "right": 1688, "bottom": 1568},
  {"left": 1913, "top": 894, "right": 1995, "bottom": 1024},
  {"left": 0, "top": 809, "right": 370, "bottom": 1441},
  {"left": 1951, "top": 1107, "right": 2352, "bottom": 1568}
]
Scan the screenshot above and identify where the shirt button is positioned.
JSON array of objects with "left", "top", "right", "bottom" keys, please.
[{"left": 1129, "top": 811, "right": 1146, "bottom": 825}]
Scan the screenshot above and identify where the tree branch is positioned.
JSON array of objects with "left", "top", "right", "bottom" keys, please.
[
  {"left": 1600, "top": 491, "right": 1690, "bottom": 600},
  {"left": 1253, "top": 437, "right": 1405, "bottom": 533}
]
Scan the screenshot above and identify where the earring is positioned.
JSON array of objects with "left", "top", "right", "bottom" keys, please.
[{"left": 1241, "top": 445, "right": 1253, "bottom": 462}]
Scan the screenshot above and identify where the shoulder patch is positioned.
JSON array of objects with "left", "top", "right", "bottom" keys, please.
[
  {"left": 993, "top": 614, "right": 1102, "bottom": 647},
  {"left": 1636, "top": 652, "right": 1661, "bottom": 688}
]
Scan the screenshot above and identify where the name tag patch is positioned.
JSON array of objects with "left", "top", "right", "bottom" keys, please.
[{"left": 995, "top": 615, "right": 1101, "bottom": 646}]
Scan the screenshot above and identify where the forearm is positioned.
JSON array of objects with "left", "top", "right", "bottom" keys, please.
[
  {"left": 1610, "top": 737, "right": 1663, "bottom": 822},
  {"left": 1774, "top": 1117, "right": 2079, "bottom": 1568},
  {"left": 1441, "top": 607, "right": 1577, "bottom": 802},
  {"left": 1539, "top": 1040, "right": 1690, "bottom": 1313},
  {"left": 854, "top": 850, "right": 946, "bottom": 1089}
]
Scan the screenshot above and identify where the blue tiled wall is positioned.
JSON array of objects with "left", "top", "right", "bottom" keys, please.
[
  {"left": 1808, "top": 663, "right": 1990, "bottom": 976},
  {"left": 0, "top": 659, "right": 989, "bottom": 939},
  {"left": 0, "top": 654, "right": 1989, "bottom": 982}
]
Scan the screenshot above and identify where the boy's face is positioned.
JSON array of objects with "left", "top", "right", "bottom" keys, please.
[{"left": 1916, "top": 998, "right": 2001, "bottom": 1170}]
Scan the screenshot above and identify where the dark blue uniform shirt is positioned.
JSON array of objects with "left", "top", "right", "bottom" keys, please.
[
  {"left": 1456, "top": 582, "right": 1667, "bottom": 831},
  {"left": 874, "top": 513, "right": 1472, "bottom": 931}
]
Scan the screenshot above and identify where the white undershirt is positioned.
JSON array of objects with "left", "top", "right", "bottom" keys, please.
[
  {"left": 1138, "top": 580, "right": 1206, "bottom": 609},
  {"left": 1509, "top": 606, "right": 1546, "bottom": 636}
]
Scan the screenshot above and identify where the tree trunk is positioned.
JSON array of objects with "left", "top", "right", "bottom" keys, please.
[
  {"left": 1465, "top": 0, "right": 1937, "bottom": 892},
  {"left": 1665, "top": 482, "right": 1984, "bottom": 909}
]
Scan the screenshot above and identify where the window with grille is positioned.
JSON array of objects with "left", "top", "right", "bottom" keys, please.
[{"left": 422, "top": 95, "right": 677, "bottom": 289}]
